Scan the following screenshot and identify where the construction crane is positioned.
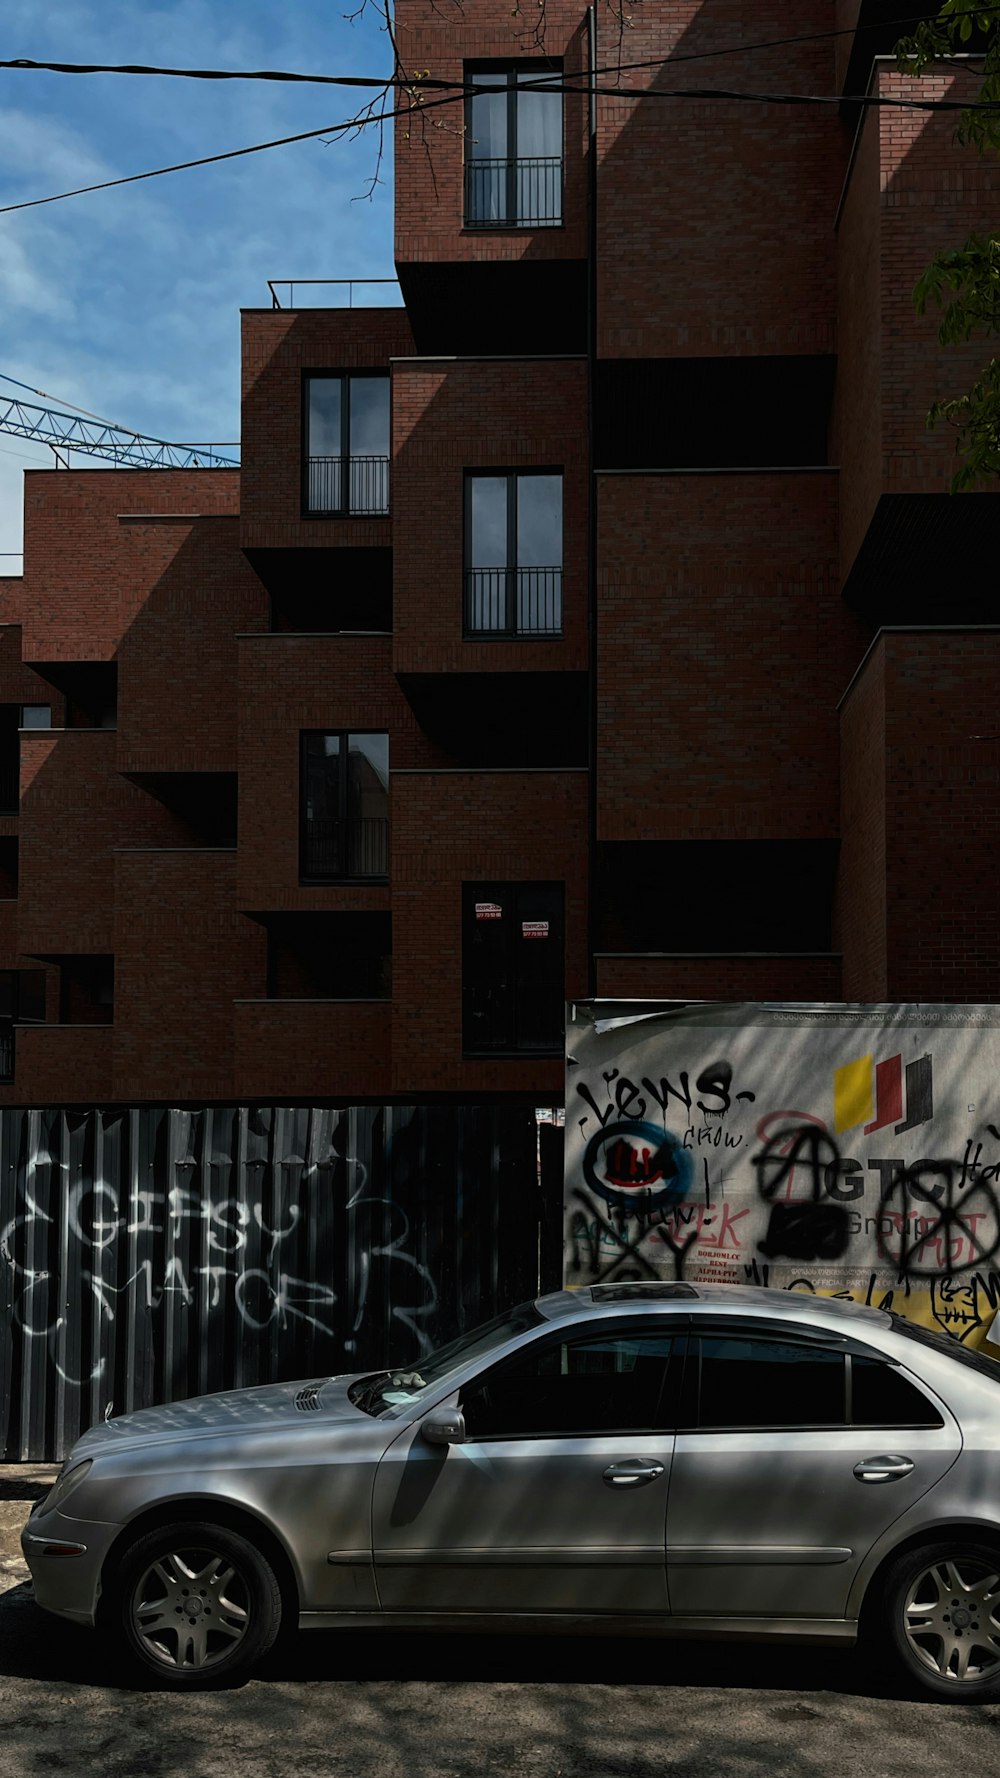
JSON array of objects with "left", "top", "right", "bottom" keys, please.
[{"left": 0, "top": 372, "right": 238, "bottom": 469}]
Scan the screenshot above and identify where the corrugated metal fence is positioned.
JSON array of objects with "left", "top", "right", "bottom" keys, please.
[{"left": 0, "top": 1104, "right": 563, "bottom": 1461}]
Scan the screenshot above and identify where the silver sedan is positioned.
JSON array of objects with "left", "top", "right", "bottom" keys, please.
[{"left": 21, "top": 1281, "right": 1000, "bottom": 1699}]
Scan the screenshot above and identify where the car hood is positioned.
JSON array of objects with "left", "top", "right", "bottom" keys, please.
[{"left": 72, "top": 1374, "right": 374, "bottom": 1457}]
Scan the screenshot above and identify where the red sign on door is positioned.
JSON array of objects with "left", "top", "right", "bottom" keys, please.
[{"left": 522, "top": 921, "right": 549, "bottom": 939}]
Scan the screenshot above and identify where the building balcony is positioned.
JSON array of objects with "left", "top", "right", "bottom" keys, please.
[
  {"left": 464, "top": 568, "right": 563, "bottom": 639},
  {"left": 463, "top": 157, "right": 562, "bottom": 230},
  {"left": 305, "top": 454, "right": 390, "bottom": 518}
]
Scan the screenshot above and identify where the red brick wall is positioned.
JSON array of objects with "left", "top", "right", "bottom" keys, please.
[
  {"left": 837, "top": 637, "right": 888, "bottom": 999},
  {"left": 116, "top": 516, "right": 267, "bottom": 775},
  {"left": 390, "top": 767, "right": 586, "bottom": 1092},
  {"left": 597, "top": 472, "right": 864, "bottom": 840},
  {"left": 0, "top": 1025, "right": 113, "bottom": 1107},
  {"left": 17, "top": 732, "right": 189, "bottom": 955},
  {"left": 113, "top": 851, "right": 263, "bottom": 1100},
  {"left": 878, "top": 69, "right": 1000, "bottom": 488},
  {"left": 0, "top": 625, "right": 61, "bottom": 710},
  {"left": 835, "top": 0, "right": 863, "bottom": 92},
  {"left": 596, "top": 0, "right": 844, "bottom": 357},
  {"left": 394, "top": 0, "right": 589, "bottom": 266},
  {"left": 833, "top": 96, "right": 883, "bottom": 583},
  {"left": 392, "top": 358, "right": 588, "bottom": 673},
  {"left": 236, "top": 635, "right": 444, "bottom": 913},
  {"left": 839, "top": 630, "right": 1000, "bottom": 1002},
  {"left": 596, "top": 955, "right": 842, "bottom": 999},
  {"left": 882, "top": 632, "right": 1000, "bottom": 999},
  {"left": 837, "top": 69, "right": 1000, "bottom": 578},
  {"left": 233, "top": 999, "right": 391, "bottom": 1099},
  {"left": 15, "top": 470, "right": 239, "bottom": 661},
  {"left": 240, "top": 307, "right": 413, "bottom": 553}
]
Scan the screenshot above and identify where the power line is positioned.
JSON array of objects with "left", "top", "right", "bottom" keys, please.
[
  {"left": 0, "top": 94, "right": 450, "bottom": 216},
  {"left": 3, "top": 60, "right": 1000, "bottom": 218},
  {"left": 0, "top": 9, "right": 995, "bottom": 90}
]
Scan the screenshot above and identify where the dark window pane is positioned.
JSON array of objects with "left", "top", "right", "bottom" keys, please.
[
  {"left": 349, "top": 377, "right": 389, "bottom": 458},
  {"left": 461, "top": 1332, "right": 675, "bottom": 1438},
  {"left": 463, "top": 883, "right": 563, "bottom": 1053},
  {"left": 346, "top": 733, "right": 389, "bottom": 876},
  {"left": 463, "top": 887, "right": 514, "bottom": 1052},
  {"left": 697, "top": 1337, "right": 846, "bottom": 1429},
  {"left": 302, "top": 733, "right": 342, "bottom": 877},
  {"left": 20, "top": 706, "right": 51, "bottom": 730},
  {"left": 515, "top": 75, "right": 561, "bottom": 158},
  {"left": 307, "top": 378, "right": 342, "bottom": 457},
  {"left": 469, "top": 77, "right": 508, "bottom": 158},
  {"left": 516, "top": 474, "right": 562, "bottom": 568},
  {"left": 469, "top": 476, "right": 508, "bottom": 567},
  {"left": 852, "top": 1355, "right": 944, "bottom": 1428},
  {"left": 513, "top": 883, "right": 563, "bottom": 1049}
]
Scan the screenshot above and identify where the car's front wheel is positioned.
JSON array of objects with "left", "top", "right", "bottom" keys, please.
[
  {"left": 113, "top": 1520, "right": 282, "bottom": 1686},
  {"left": 884, "top": 1541, "right": 1000, "bottom": 1702}
]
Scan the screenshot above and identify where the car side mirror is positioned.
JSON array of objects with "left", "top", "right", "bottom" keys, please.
[{"left": 421, "top": 1409, "right": 466, "bottom": 1446}]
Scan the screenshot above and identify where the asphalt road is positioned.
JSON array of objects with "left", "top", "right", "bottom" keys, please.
[{"left": 2, "top": 1476, "right": 1000, "bottom": 1778}]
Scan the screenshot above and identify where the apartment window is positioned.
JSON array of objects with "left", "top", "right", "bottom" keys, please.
[
  {"left": 465, "top": 472, "right": 563, "bottom": 637},
  {"left": 300, "top": 732, "right": 389, "bottom": 881},
  {"left": 465, "top": 65, "right": 563, "bottom": 227},
  {"left": 463, "top": 883, "right": 564, "bottom": 1055},
  {"left": 58, "top": 956, "right": 113, "bottom": 1027},
  {"left": 19, "top": 705, "right": 52, "bottom": 729},
  {"left": 265, "top": 912, "right": 391, "bottom": 1000},
  {"left": 305, "top": 374, "right": 389, "bottom": 515}
]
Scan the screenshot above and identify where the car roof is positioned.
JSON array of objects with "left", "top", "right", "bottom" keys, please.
[{"left": 535, "top": 1281, "right": 891, "bottom": 1330}]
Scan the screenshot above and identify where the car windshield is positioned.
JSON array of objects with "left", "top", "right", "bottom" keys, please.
[
  {"left": 889, "top": 1313, "right": 1000, "bottom": 1381},
  {"left": 349, "top": 1301, "right": 545, "bottom": 1415}
]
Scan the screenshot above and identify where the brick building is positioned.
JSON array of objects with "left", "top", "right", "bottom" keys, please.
[{"left": 1, "top": 0, "right": 999, "bottom": 1110}]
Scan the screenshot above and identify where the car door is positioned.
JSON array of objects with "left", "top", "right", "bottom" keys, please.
[
  {"left": 666, "top": 1324, "right": 962, "bottom": 1622},
  {"left": 371, "top": 1322, "right": 678, "bottom": 1616}
]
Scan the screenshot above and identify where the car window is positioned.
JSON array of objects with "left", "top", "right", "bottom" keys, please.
[
  {"left": 851, "top": 1355, "right": 944, "bottom": 1428},
  {"left": 460, "top": 1330, "right": 676, "bottom": 1439},
  {"left": 349, "top": 1301, "right": 545, "bottom": 1414},
  {"left": 695, "top": 1335, "right": 846, "bottom": 1429}
]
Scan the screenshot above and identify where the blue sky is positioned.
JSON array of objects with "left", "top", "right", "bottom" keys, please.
[{"left": 0, "top": 0, "right": 400, "bottom": 565}]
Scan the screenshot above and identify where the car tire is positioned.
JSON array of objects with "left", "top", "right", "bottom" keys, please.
[
  {"left": 112, "top": 1520, "right": 283, "bottom": 1687},
  {"left": 883, "top": 1540, "right": 1000, "bottom": 1703}
]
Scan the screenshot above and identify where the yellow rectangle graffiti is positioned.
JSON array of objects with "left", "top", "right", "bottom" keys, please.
[{"left": 833, "top": 1056, "right": 873, "bottom": 1134}]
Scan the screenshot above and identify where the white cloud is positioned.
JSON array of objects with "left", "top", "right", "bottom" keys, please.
[{"left": 0, "top": 0, "right": 407, "bottom": 554}]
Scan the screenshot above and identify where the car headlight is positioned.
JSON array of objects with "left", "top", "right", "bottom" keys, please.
[{"left": 43, "top": 1459, "right": 93, "bottom": 1515}]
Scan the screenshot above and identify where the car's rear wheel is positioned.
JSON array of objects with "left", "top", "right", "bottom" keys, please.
[
  {"left": 884, "top": 1541, "right": 1000, "bottom": 1702},
  {"left": 113, "top": 1521, "right": 282, "bottom": 1687}
]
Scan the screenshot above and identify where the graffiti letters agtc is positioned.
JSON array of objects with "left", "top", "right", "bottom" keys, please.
[{"left": 564, "top": 1003, "right": 1000, "bottom": 1352}]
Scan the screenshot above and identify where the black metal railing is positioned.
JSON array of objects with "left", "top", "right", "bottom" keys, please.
[
  {"left": 0, "top": 1027, "right": 13, "bottom": 1085},
  {"left": 306, "top": 456, "right": 390, "bottom": 516},
  {"left": 465, "top": 567, "right": 563, "bottom": 637},
  {"left": 302, "top": 816, "right": 389, "bottom": 880},
  {"left": 464, "top": 157, "right": 563, "bottom": 228}
]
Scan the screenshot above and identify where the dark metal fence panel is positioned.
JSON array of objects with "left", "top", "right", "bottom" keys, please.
[{"left": 0, "top": 1103, "right": 553, "bottom": 1460}]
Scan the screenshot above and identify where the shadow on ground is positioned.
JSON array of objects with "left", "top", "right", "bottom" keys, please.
[
  {"left": 0, "top": 1576, "right": 945, "bottom": 1698},
  {"left": 3, "top": 1583, "right": 1000, "bottom": 1778}
]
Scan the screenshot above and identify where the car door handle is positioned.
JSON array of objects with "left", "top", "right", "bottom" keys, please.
[
  {"left": 602, "top": 1460, "right": 665, "bottom": 1489},
  {"left": 853, "top": 1454, "right": 915, "bottom": 1484}
]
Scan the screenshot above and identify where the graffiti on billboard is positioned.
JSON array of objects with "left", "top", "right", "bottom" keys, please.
[{"left": 565, "top": 1003, "right": 1000, "bottom": 1351}]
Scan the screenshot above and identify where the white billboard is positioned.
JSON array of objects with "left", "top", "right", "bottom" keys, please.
[{"left": 565, "top": 1002, "right": 1000, "bottom": 1351}]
